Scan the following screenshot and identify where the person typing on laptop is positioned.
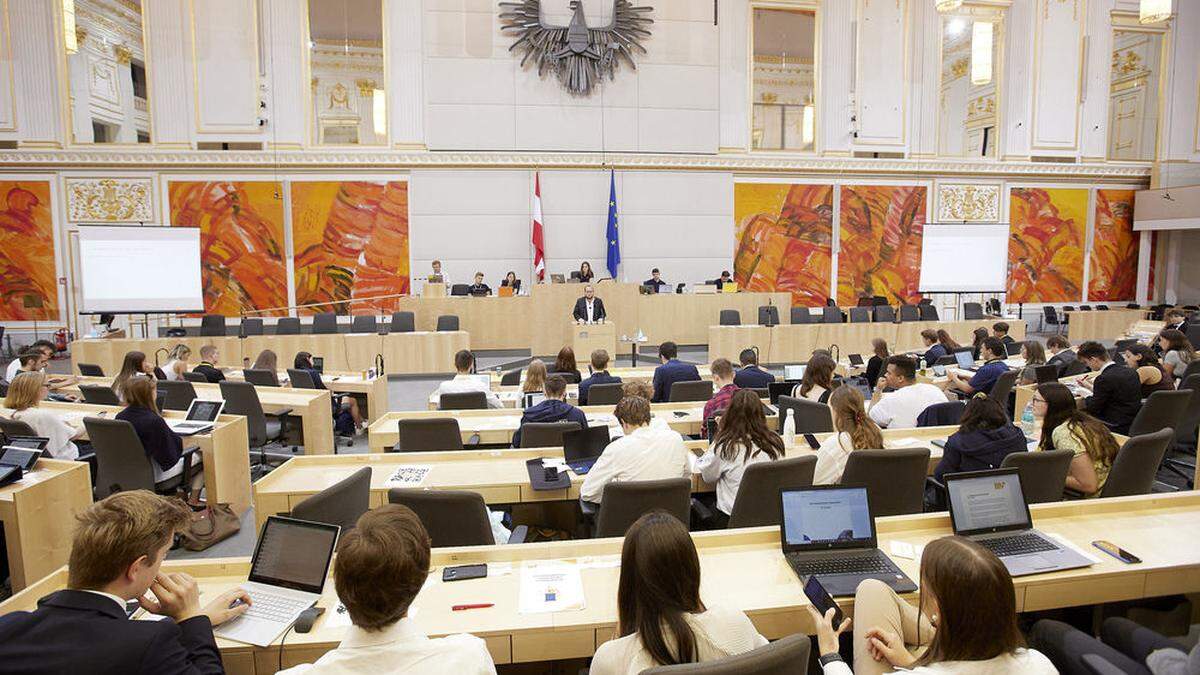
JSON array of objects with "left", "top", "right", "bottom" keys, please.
[
  {"left": 945, "top": 337, "right": 1008, "bottom": 396},
  {"left": 580, "top": 396, "right": 690, "bottom": 506},
  {"left": 432, "top": 350, "right": 502, "bottom": 409},
  {"left": 116, "top": 377, "right": 202, "bottom": 487}
]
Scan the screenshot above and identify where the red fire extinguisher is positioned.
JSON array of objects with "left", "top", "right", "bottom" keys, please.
[{"left": 54, "top": 328, "right": 70, "bottom": 353}]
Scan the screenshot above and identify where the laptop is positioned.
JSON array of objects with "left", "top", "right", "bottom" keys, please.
[
  {"left": 848, "top": 354, "right": 864, "bottom": 367},
  {"left": 0, "top": 446, "right": 42, "bottom": 471},
  {"left": 784, "top": 364, "right": 807, "bottom": 381},
  {"left": 562, "top": 425, "right": 610, "bottom": 474},
  {"left": 550, "top": 273, "right": 566, "bottom": 284},
  {"left": 954, "top": 350, "right": 978, "bottom": 372},
  {"left": 2, "top": 436, "right": 49, "bottom": 450},
  {"left": 779, "top": 485, "right": 918, "bottom": 597},
  {"left": 768, "top": 381, "right": 800, "bottom": 405},
  {"left": 165, "top": 399, "right": 225, "bottom": 436},
  {"left": 213, "top": 516, "right": 339, "bottom": 647},
  {"left": 522, "top": 392, "right": 546, "bottom": 409},
  {"left": 1006, "top": 341, "right": 1023, "bottom": 357},
  {"left": 945, "top": 468, "right": 1093, "bottom": 577},
  {"left": 311, "top": 356, "right": 324, "bottom": 374}
]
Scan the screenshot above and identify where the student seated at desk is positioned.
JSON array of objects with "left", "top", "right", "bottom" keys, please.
[
  {"left": 1158, "top": 329, "right": 1195, "bottom": 385},
  {"left": 589, "top": 512, "right": 767, "bottom": 674},
  {"left": 512, "top": 375, "right": 587, "bottom": 448},
  {"left": 521, "top": 359, "right": 547, "bottom": 395},
  {"left": 1075, "top": 341, "right": 1142, "bottom": 435},
  {"left": 579, "top": 349, "right": 621, "bottom": 406},
  {"left": 161, "top": 345, "right": 191, "bottom": 382},
  {"left": 580, "top": 396, "right": 690, "bottom": 505},
  {"left": 1018, "top": 340, "right": 1047, "bottom": 386},
  {"left": 931, "top": 393, "right": 1025, "bottom": 483},
  {"left": 810, "top": 536, "right": 1057, "bottom": 675},
  {"left": 993, "top": 321, "right": 1015, "bottom": 346},
  {"left": 970, "top": 328, "right": 988, "bottom": 361},
  {"left": 116, "top": 377, "right": 202, "bottom": 487},
  {"left": 695, "top": 390, "right": 783, "bottom": 521},
  {"left": 295, "top": 352, "right": 364, "bottom": 432},
  {"left": 433, "top": 350, "right": 502, "bottom": 409},
  {"left": 701, "top": 358, "right": 739, "bottom": 435},
  {"left": 652, "top": 342, "right": 700, "bottom": 403},
  {"left": 1122, "top": 345, "right": 1175, "bottom": 398},
  {"left": 792, "top": 353, "right": 836, "bottom": 403},
  {"left": 620, "top": 381, "right": 673, "bottom": 432},
  {"left": 10, "top": 346, "right": 78, "bottom": 399},
  {"left": 864, "top": 339, "right": 889, "bottom": 393},
  {"left": 0, "top": 491, "right": 251, "bottom": 675},
  {"left": 868, "top": 356, "right": 948, "bottom": 430},
  {"left": 251, "top": 349, "right": 278, "bottom": 374},
  {"left": 191, "top": 345, "right": 225, "bottom": 383},
  {"left": 733, "top": 348, "right": 774, "bottom": 390},
  {"left": 1046, "top": 335, "right": 1076, "bottom": 371},
  {"left": 920, "top": 330, "right": 947, "bottom": 367},
  {"left": 946, "top": 337, "right": 1008, "bottom": 396},
  {"left": 6, "top": 339, "right": 55, "bottom": 382},
  {"left": 936, "top": 330, "right": 962, "bottom": 355},
  {"left": 1033, "top": 383, "right": 1118, "bottom": 498},
  {"left": 4, "top": 371, "right": 86, "bottom": 461},
  {"left": 279, "top": 505, "right": 496, "bottom": 675},
  {"left": 113, "top": 351, "right": 156, "bottom": 404},
  {"left": 814, "top": 386, "right": 884, "bottom": 485},
  {"left": 553, "top": 346, "right": 583, "bottom": 384}
]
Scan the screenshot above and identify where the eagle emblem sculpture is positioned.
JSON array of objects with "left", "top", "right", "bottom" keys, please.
[{"left": 499, "top": 0, "right": 654, "bottom": 96}]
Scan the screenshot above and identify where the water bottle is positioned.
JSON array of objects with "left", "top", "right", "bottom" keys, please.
[
  {"left": 782, "top": 408, "right": 796, "bottom": 449},
  {"left": 1020, "top": 402, "right": 1036, "bottom": 435}
]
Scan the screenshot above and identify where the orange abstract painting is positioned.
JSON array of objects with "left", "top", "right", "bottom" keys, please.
[
  {"left": 1007, "top": 188, "right": 1087, "bottom": 303},
  {"left": 168, "top": 181, "right": 288, "bottom": 315},
  {"left": 1088, "top": 189, "right": 1138, "bottom": 301},
  {"left": 291, "top": 181, "right": 410, "bottom": 315},
  {"left": 0, "top": 181, "right": 58, "bottom": 321},
  {"left": 733, "top": 183, "right": 833, "bottom": 306},
  {"left": 837, "top": 185, "right": 926, "bottom": 307}
]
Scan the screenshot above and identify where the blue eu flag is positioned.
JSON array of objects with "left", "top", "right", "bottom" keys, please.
[{"left": 606, "top": 170, "right": 620, "bottom": 279}]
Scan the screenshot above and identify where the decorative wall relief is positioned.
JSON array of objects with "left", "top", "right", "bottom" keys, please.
[
  {"left": 936, "top": 183, "right": 1000, "bottom": 222},
  {"left": 65, "top": 177, "right": 154, "bottom": 222}
]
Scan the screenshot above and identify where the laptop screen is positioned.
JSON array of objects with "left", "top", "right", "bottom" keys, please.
[
  {"left": 563, "top": 425, "right": 610, "bottom": 463},
  {"left": 0, "top": 447, "right": 41, "bottom": 471},
  {"left": 1006, "top": 341, "right": 1022, "bottom": 357},
  {"left": 848, "top": 354, "right": 864, "bottom": 366},
  {"left": 780, "top": 486, "right": 876, "bottom": 551},
  {"left": 945, "top": 469, "right": 1032, "bottom": 536},
  {"left": 4, "top": 436, "right": 49, "bottom": 450},
  {"left": 784, "top": 365, "right": 806, "bottom": 380},
  {"left": 768, "top": 381, "right": 798, "bottom": 405},
  {"left": 186, "top": 400, "right": 223, "bottom": 422},
  {"left": 248, "top": 516, "right": 340, "bottom": 594},
  {"left": 523, "top": 392, "right": 546, "bottom": 409},
  {"left": 954, "top": 350, "right": 975, "bottom": 370}
]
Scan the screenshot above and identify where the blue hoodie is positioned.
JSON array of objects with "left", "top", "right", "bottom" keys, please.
[
  {"left": 933, "top": 423, "right": 1027, "bottom": 481},
  {"left": 512, "top": 399, "right": 588, "bottom": 447}
]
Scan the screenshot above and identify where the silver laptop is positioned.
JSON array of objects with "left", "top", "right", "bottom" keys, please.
[
  {"left": 945, "top": 468, "right": 1093, "bottom": 577},
  {"left": 214, "top": 516, "right": 340, "bottom": 647},
  {"left": 164, "top": 399, "right": 225, "bottom": 436},
  {"left": 953, "top": 350, "right": 977, "bottom": 372},
  {"left": 523, "top": 392, "right": 546, "bottom": 409}
]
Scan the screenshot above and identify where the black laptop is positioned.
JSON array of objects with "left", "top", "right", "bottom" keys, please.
[
  {"left": 848, "top": 354, "right": 864, "bottom": 367},
  {"left": 768, "top": 380, "right": 800, "bottom": 405},
  {"left": 779, "top": 485, "right": 918, "bottom": 597},
  {"left": 2, "top": 436, "right": 49, "bottom": 450},
  {"left": 562, "top": 426, "right": 610, "bottom": 474},
  {"left": 1006, "top": 341, "right": 1023, "bottom": 357},
  {"left": 311, "top": 356, "right": 324, "bottom": 374},
  {"left": 0, "top": 446, "right": 42, "bottom": 471}
]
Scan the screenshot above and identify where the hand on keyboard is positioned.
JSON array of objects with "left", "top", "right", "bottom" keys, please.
[{"left": 202, "top": 587, "right": 254, "bottom": 626}]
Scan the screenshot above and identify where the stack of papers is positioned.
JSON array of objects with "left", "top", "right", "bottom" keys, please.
[{"left": 385, "top": 465, "right": 432, "bottom": 487}]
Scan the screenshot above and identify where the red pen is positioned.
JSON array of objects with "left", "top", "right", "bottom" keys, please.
[{"left": 452, "top": 603, "right": 494, "bottom": 611}]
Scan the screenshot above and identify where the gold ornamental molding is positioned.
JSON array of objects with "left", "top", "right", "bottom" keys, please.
[
  {"left": 65, "top": 177, "right": 154, "bottom": 222},
  {"left": 937, "top": 183, "right": 1001, "bottom": 222}
]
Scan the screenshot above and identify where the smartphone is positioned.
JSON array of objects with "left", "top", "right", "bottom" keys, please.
[
  {"left": 802, "top": 433, "right": 820, "bottom": 450},
  {"left": 1092, "top": 540, "right": 1141, "bottom": 564},
  {"left": 803, "top": 575, "right": 845, "bottom": 626},
  {"left": 443, "top": 564, "right": 488, "bottom": 582},
  {"left": 673, "top": 411, "right": 688, "bottom": 418}
]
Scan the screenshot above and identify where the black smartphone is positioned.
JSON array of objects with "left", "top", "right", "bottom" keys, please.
[
  {"left": 803, "top": 575, "right": 844, "bottom": 626},
  {"left": 673, "top": 411, "right": 688, "bottom": 418},
  {"left": 1092, "top": 540, "right": 1141, "bottom": 564},
  {"left": 802, "top": 433, "right": 820, "bottom": 450},
  {"left": 443, "top": 564, "right": 488, "bottom": 582}
]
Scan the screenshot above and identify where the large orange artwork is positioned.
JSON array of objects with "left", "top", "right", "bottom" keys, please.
[
  {"left": 168, "top": 182, "right": 288, "bottom": 315},
  {"left": 291, "top": 181, "right": 410, "bottom": 315},
  {"left": 733, "top": 183, "right": 833, "bottom": 306},
  {"left": 837, "top": 185, "right": 926, "bottom": 306},
  {"left": 0, "top": 181, "right": 58, "bottom": 321},
  {"left": 1007, "top": 187, "right": 1087, "bottom": 303},
  {"left": 1088, "top": 189, "right": 1138, "bottom": 301}
]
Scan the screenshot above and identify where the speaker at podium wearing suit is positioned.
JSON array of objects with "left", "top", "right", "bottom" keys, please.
[{"left": 572, "top": 285, "right": 607, "bottom": 323}]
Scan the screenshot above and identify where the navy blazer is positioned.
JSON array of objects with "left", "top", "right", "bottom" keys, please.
[
  {"left": 0, "top": 589, "right": 223, "bottom": 674},
  {"left": 733, "top": 366, "right": 774, "bottom": 390},
  {"left": 652, "top": 359, "right": 701, "bottom": 403},
  {"left": 116, "top": 405, "right": 183, "bottom": 472},
  {"left": 578, "top": 371, "right": 622, "bottom": 405}
]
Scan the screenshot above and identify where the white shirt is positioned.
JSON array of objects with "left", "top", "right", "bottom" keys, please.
[
  {"left": 5, "top": 359, "right": 20, "bottom": 383},
  {"left": 822, "top": 648, "right": 1057, "bottom": 675},
  {"left": 813, "top": 431, "right": 855, "bottom": 485},
  {"left": 432, "top": 374, "right": 502, "bottom": 409},
  {"left": 792, "top": 384, "right": 828, "bottom": 402},
  {"left": 162, "top": 359, "right": 184, "bottom": 381},
  {"left": 589, "top": 605, "right": 767, "bottom": 675},
  {"left": 868, "top": 383, "right": 948, "bottom": 429},
  {"left": 585, "top": 299, "right": 597, "bottom": 322},
  {"left": 278, "top": 617, "right": 496, "bottom": 675},
  {"left": 580, "top": 425, "right": 691, "bottom": 503},
  {"left": 695, "top": 442, "right": 777, "bottom": 515},
  {"left": 11, "top": 408, "right": 80, "bottom": 460}
]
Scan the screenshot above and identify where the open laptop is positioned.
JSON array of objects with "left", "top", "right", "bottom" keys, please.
[
  {"left": 779, "top": 485, "right": 918, "bottom": 597},
  {"left": 213, "top": 516, "right": 339, "bottom": 647},
  {"left": 848, "top": 354, "right": 864, "bottom": 367},
  {"left": 562, "top": 425, "right": 610, "bottom": 474},
  {"left": 311, "top": 356, "right": 324, "bottom": 374},
  {"left": 2, "top": 436, "right": 49, "bottom": 450},
  {"left": 522, "top": 392, "right": 546, "bottom": 409},
  {"left": 0, "top": 446, "right": 42, "bottom": 471},
  {"left": 784, "top": 364, "right": 807, "bottom": 380},
  {"left": 164, "top": 399, "right": 224, "bottom": 436},
  {"left": 550, "top": 273, "right": 566, "bottom": 284},
  {"left": 954, "top": 350, "right": 978, "bottom": 372},
  {"left": 768, "top": 381, "right": 800, "bottom": 405},
  {"left": 1006, "top": 341, "right": 1023, "bottom": 357},
  {"left": 945, "top": 468, "right": 1093, "bottom": 577}
]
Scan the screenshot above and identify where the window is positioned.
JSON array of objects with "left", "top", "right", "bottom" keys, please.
[
  {"left": 937, "top": 10, "right": 1003, "bottom": 158},
  {"left": 751, "top": 7, "right": 816, "bottom": 152}
]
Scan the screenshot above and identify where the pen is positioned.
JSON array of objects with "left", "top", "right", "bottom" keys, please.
[{"left": 452, "top": 603, "right": 494, "bottom": 611}]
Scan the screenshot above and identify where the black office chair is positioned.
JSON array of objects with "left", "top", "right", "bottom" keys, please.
[
  {"left": 988, "top": 370, "right": 1020, "bottom": 417},
  {"left": 396, "top": 418, "right": 467, "bottom": 452},
  {"left": 873, "top": 305, "right": 896, "bottom": 323},
  {"left": 77, "top": 363, "right": 104, "bottom": 377},
  {"left": 586, "top": 382, "right": 625, "bottom": 406},
  {"left": 641, "top": 634, "right": 811, "bottom": 675},
  {"left": 499, "top": 369, "right": 522, "bottom": 386},
  {"left": 1164, "top": 376, "right": 1200, "bottom": 486},
  {"left": 241, "top": 317, "right": 264, "bottom": 336},
  {"left": 758, "top": 306, "right": 780, "bottom": 326},
  {"left": 776, "top": 395, "right": 833, "bottom": 433},
  {"left": 450, "top": 284, "right": 471, "bottom": 297},
  {"left": 519, "top": 421, "right": 580, "bottom": 448},
  {"left": 1099, "top": 428, "right": 1174, "bottom": 498},
  {"left": 199, "top": 314, "right": 226, "bottom": 337},
  {"left": 1034, "top": 364, "right": 1060, "bottom": 383},
  {"left": 840, "top": 448, "right": 930, "bottom": 516},
  {"left": 1061, "top": 360, "right": 1090, "bottom": 377},
  {"left": 436, "top": 315, "right": 460, "bottom": 332},
  {"left": 718, "top": 309, "right": 740, "bottom": 326},
  {"left": 0, "top": 417, "right": 37, "bottom": 439},
  {"left": 219, "top": 381, "right": 294, "bottom": 466},
  {"left": 595, "top": 478, "right": 691, "bottom": 538},
  {"left": 157, "top": 380, "right": 198, "bottom": 411},
  {"left": 898, "top": 305, "right": 920, "bottom": 322},
  {"left": 548, "top": 371, "right": 581, "bottom": 384},
  {"left": 916, "top": 401, "right": 965, "bottom": 427},
  {"left": 275, "top": 317, "right": 302, "bottom": 335},
  {"left": 182, "top": 371, "right": 209, "bottom": 383},
  {"left": 1079, "top": 305, "right": 1092, "bottom": 311},
  {"left": 80, "top": 384, "right": 120, "bottom": 406},
  {"left": 918, "top": 304, "right": 939, "bottom": 321},
  {"left": 388, "top": 489, "right": 526, "bottom": 546},
  {"left": 725, "top": 456, "right": 818, "bottom": 528},
  {"left": 390, "top": 311, "right": 415, "bottom": 333},
  {"left": 85, "top": 417, "right": 200, "bottom": 499},
  {"left": 290, "top": 467, "right": 372, "bottom": 543},
  {"left": 350, "top": 315, "right": 377, "bottom": 334},
  {"left": 285, "top": 368, "right": 321, "bottom": 390},
  {"left": 669, "top": 380, "right": 713, "bottom": 402},
  {"left": 790, "top": 307, "right": 814, "bottom": 324},
  {"left": 1096, "top": 304, "right": 1110, "bottom": 310},
  {"left": 848, "top": 307, "right": 871, "bottom": 323},
  {"left": 821, "top": 306, "right": 843, "bottom": 323},
  {"left": 1128, "top": 390, "right": 1191, "bottom": 438},
  {"left": 439, "top": 391, "right": 488, "bottom": 410},
  {"left": 243, "top": 368, "right": 281, "bottom": 387},
  {"left": 312, "top": 312, "right": 339, "bottom": 335},
  {"left": 963, "top": 302, "right": 984, "bottom": 320},
  {"left": 1001, "top": 449, "right": 1073, "bottom": 504}
]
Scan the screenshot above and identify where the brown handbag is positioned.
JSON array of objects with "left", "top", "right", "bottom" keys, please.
[{"left": 177, "top": 503, "right": 240, "bottom": 551}]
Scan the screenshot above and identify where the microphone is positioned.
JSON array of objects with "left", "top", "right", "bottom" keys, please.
[
  {"left": 238, "top": 314, "right": 246, "bottom": 339},
  {"left": 154, "top": 347, "right": 169, "bottom": 367},
  {"left": 829, "top": 344, "right": 840, "bottom": 363}
]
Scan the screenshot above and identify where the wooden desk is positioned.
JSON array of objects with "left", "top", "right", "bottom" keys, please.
[
  {"left": 0, "top": 459, "right": 92, "bottom": 591},
  {"left": 488, "top": 364, "right": 717, "bottom": 389},
  {"left": 1066, "top": 309, "right": 1150, "bottom": 342},
  {"left": 2, "top": 402, "right": 253, "bottom": 514},
  {"left": 5, "top": 493, "right": 1199, "bottom": 673},
  {"left": 223, "top": 370, "right": 389, "bottom": 423},
  {"left": 430, "top": 385, "right": 581, "bottom": 410},
  {"left": 571, "top": 322, "right": 616, "bottom": 360}
]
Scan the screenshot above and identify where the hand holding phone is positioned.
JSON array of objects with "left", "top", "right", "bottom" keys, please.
[{"left": 803, "top": 575, "right": 844, "bottom": 627}]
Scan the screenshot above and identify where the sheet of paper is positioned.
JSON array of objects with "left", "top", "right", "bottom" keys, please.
[
  {"left": 518, "top": 562, "right": 585, "bottom": 614},
  {"left": 384, "top": 465, "right": 432, "bottom": 487},
  {"left": 888, "top": 540, "right": 925, "bottom": 561},
  {"left": 884, "top": 437, "right": 927, "bottom": 450}
]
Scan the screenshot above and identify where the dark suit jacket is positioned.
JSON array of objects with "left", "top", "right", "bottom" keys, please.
[
  {"left": 0, "top": 589, "right": 223, "bottom": 674},
  {"left": 652, "top": 359, "right": 701, "bottom": 403},
  {"left": 733, "top": 366, "right": 774, "bottom": 390},
  {"left": 572, "top": 297, "right": 607, "bottom": 322},
  {"left": 190, "top": 363, "right": 225, "bottom": 384},
  {"left": 578, "top": 371, "right": 622, "bottom": 405},
  {"left": 1084, "top": 364, "right": 1143, "bottom": 434}
]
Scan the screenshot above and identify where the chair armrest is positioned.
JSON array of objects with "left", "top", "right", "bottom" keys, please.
[
  {"left": 1081, "top": 654, "right": 1128, "bottom": 675},
  {"left": 507, "top": 525, "right": 529, "bottom": 544}
]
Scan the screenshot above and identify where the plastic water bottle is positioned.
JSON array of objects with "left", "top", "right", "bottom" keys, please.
[
  {"left": 782, "top": 408, "right": 796, "bottom": 449},
  {"left": 1020, "top": 402, "right": 1036, "bottom": 435}
]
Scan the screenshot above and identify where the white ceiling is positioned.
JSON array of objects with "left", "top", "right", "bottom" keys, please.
[
  {"left": 753, "top": 8, "right": 816, "bottom": 58},
  {"left": 308, "top": 0, "right": 383, "bottom": 42}
]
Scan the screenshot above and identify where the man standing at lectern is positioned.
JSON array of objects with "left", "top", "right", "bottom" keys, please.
[{"left": 573, "top": 285, "right": 607, "bottom": 323}]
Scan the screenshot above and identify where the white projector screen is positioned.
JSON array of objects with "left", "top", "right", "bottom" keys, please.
[
  {"left": 918, "top": 223, "right": 1010, "bottom": 293},
  {"left": 78, "top": 226, "right": 204, "bottom": 314}
]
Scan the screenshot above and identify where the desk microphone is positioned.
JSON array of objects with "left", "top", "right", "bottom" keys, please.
[{"left": 154, "top": 347, "right": 169, "bottom": 367}]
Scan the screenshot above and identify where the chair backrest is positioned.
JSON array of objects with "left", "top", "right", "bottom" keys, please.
[
  {"left": 1186, "top": 326, "right": 1200, "bottom": 350},
  {"left": 840, "top": 448, "right": 931, "bottom": 516},
  {"left": 726, "top": 456, "right": 818, "bottom": 528},
  {"left": 499, "top": 369, "right": 522, "bottom": 386},
  {"left": 848, "top": 307, "right": 871, "bottom": 323},
  {"left": 312, "top": 312, "right": 339, "bottom": 334},
  {"left": 790, "top": 307, "right": 813, "bottom": 324},
  {"left": 719, "top": 309, "right": 741, "bottom": 326},
  {"left": 387, "top": 489, "right": 494, "bottom": 546},
  {"left": 873, "top": 305, "right": 896, "bottom": 323},
  {"left": 1000, "top": 449, "right": 1073, "bottom": 504},
  {"left": 275, "top": 317, "right": 301, "bottom": 335},
  {"left": 595, "top": 478, "right": 692, "bottom": 538},
  {"left": 1042, "top": 306, "right": 1059, "bottom": 323},
  {"left": 1101, "top": 428, "right": 1174, "bottom": 498},
  {"left": 821, "top": 306, "right": 843, "bottom": 323},
  {"left": 182, "top": 371, "right": 208, "bottom": 383},
  {"left": 1079, "top": 305, "right": 1092, "bottom": 311},
  {"left": 291, "top": 467, "right": 372, "bottom": 535},
  {"left": 286, "top": 368, "right": 320, "bottom": 389},
  {"left": 397, "top": 418, "right": 464, "bottom": 452},
  {"left": 436, "top": 315, "right": 460, "bottom": 332},
  {"left": 988, "top": 370, "right": 1020, "bottom": 417},
  {"left": 1128, "top": 389, "right": 1192, "bottom": 437},
  {"left": 757, "top": 306, "right": 779, "bottom": 326},
  {"left": 669, "top": 380, "right": 713, "bottom": 402},
  {"left": 350, "top": 315, "right": 377, "bottom": 334},
  {"left": 1175, "top": 374, "right": 1200, "bottom": 448},
  {"left": 916, "top": 401, "right": 965, "bottom": 427},
  {"left": 587, "top": 382, "right": 625, "bottom": 406},
  {"left": 776, "top": 395, "right": 833, "bottom": 433},
  {"left": 219, "top": 381, "right": 269, "bottom": 447},
  {"left": 520, "top": 421, "right": 581, "bottom": 448},
  {"left": 0, "top": 417, "right": 37, "bottom": 438},
  {"left": 390, "top": 311, "right": 415, "bottom": 333},
  {"left": 80, "top": 383, "right": 121, "bottom": 406},
  {"left": 898, "top": 305, "right": 920, "bottom": 322},
  {"left": 243, "top": 368, "right": 281, "bottom": 387},
  {"left": 157, "top": 380, "right": 198, "bottom": 411},
  {"left": 1034, "top": 364, "right": 1060, "bottom": 383},
  {"left": 1097, "top": 304, "right": 1109, "bottom": 310},
  {"left": 963, "top": 302, "right": 984, "bottom": 320},
  {"left": 439, "top": 391, "right": 488, "bottom": 410},
  {"left": 918, "top": 304, "right": 939, "bottom": 321},
  {"left": 77, "top": 363, "right": 105, "bottom": 377},
  {"left": 84, "top": 417, "right": 156, "bottom": 499},
  {"left": 549, "top": 370, "right": 582, "bottom": 384},
  {"left": 641, "top": 633, "right": 812, "bottom": 675},
  {"left": 1180, "top": 359, "right": 1200, "bottom": 382},
  {"left": 241, "top": 317, "right": 264, "bottom": 335},
  {"left": 199, "top": 314, "right": 226, "bottom": 337}
]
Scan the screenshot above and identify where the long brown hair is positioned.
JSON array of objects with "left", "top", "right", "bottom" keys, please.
[
  {"left": 522, "top": 359, "right": 547, "bottom": 393},
  {"left": 554, "top": 346, "right": 577, "bottom": 374},
  {"left": 713, "top": 389, "right": 784, "bottom": 462},
  {"left": 828, "top": 386, "right": 883, "bottom": 450},
  {"left": 800, "top": 353, "right": 836, "bottom": 397},
  {"left": 914, "top": 536, "right": 1026, "bottom": 666},
  {"left": 958, "top": 393, "right": 1010, "bottom": 433},
  {"left": 1037, "top": 383, "right": 1119, "bottom": 467},
  {"left": 123, "top": 376, "right": 160, "bottom": 416},
  {"left": 617, "top": 512, "right": 706, "bottom": 667},
  {"left": 936, "top": 330, "right": 961, "bottom": 351},
  {"left": 1160, "top": 329, "right": 1195, "bottom": 363},
  {"left": 1021, "top": 340, "right": 1046, "bottom": 366},
  {"left": 252, "top": 349, "right": 278, "bottom": 372},
  {"left": 114, "top": 350, "right": 150, "bottom": 400}
]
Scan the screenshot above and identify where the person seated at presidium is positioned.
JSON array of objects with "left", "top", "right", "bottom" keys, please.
[
  {"left": 643, "top": 268, "right": 669, "bottom": 292},
  {"left": 814, "top": 386, "right": 884, "bottom": 485},
  {"left": 946, "top": 337, "right": 1008, "bottom": 396},
  {"left": 511, "top": 375, "right": 587, "bottom": 448},
  {"left": 1033, "top": 382, "right": 1119, "bottom": 497},
  {"left": 573, "top": 285, "right": 607, "bottom": 323},
  {"left": 191, "top": 344, "right": 225, "bottom": 383},
  {"left": 580, "top": 396, "right": 690, "bottom": 506},
  {"left": 869, "top": 356, "right": 948, "bottom": 430},
  {"left": 931, "top": 393, "right": 1026, "bottom": 483},
  {"left": 578, "top": 349, "right": 621, "bottom": 406},
  {"left": 0, "top": 491, "right": 252, "bottom": 675},
  {"left": 577, "top": 261, "right": 595, "bottom": 283},
  {"left": 433, "top": 350, "right": 502, "bottom": 409},
  {"left": 733, "top": 348, "right": 775, "bottom": 390},
  {"left": 429, "top": 259, "right": 449, "bottom": 284},
  {"left": 715, "top": 270, "right": 733, "bottom": 290},
  {"left": 651, "top": 341, "right": 700, "bottom": 403},
  {"left": 501, "top": 270, "right": 521, "bottom": 293},
  {"left": 696, "top": 389, "right": 784, "bottom": 519},
  {"left": 1075, "top": 340, "right": 1142, "bottom": 435},
  {"left": 116, "top": 376, "right": 202, "bottom": 486},
  {"left": 467, "top": 272, "right": 491, "bottom": 296}
]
